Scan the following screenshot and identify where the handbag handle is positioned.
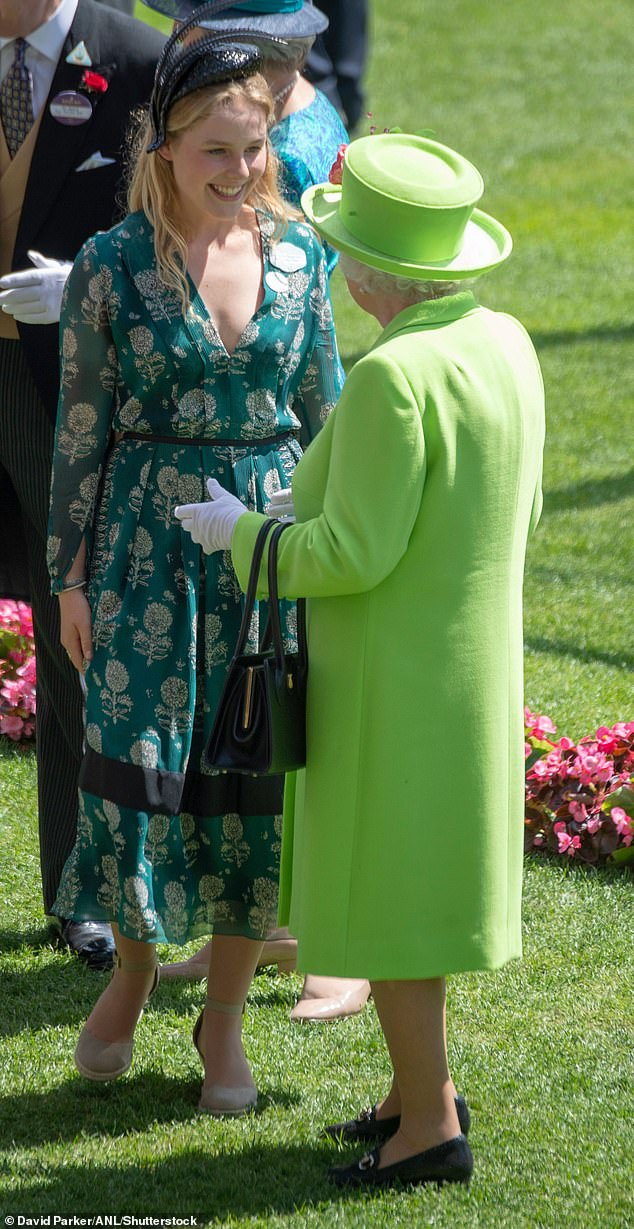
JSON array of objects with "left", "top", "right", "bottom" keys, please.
[
  {"left": 233, "top": 518, "right": 278, "bottom": 658},
  {"left": 265, "top": 521, "right": 307, "bottom": 678}
]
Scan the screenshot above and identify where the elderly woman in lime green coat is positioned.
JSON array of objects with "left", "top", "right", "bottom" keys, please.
[{"left": 176, "top": 134, "right": 545, "bottom": 1189}]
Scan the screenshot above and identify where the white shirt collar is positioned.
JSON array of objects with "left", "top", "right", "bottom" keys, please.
[{"left": 0, "top": 0, "right": 79, "bottom": 64}]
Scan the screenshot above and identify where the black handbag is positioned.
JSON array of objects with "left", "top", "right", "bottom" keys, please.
[{"left": 205, "top": 518, "right": 307, "bottom": 775}]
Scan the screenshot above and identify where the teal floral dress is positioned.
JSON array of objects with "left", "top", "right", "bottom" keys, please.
[{"left": 47, "top": 209, "right": 343, "bottom": 944}]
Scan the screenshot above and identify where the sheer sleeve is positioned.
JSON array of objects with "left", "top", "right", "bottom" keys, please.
[
  {"left": 291, "top": 246, "right": 345, "bottom": 448},
  {"left": 47, "top": 236, "right": 119, "bottom": 593}
]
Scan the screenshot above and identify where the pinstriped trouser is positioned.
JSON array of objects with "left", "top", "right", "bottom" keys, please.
[{"left": 0, "top": 337, "right": 84, "bottom": 913}]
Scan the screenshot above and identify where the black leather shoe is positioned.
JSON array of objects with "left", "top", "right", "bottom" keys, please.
[
  {"left": 52, "top": 918, "right": 115, "bottom": 970},
  {"left": 328, "top": 1134, "right": 473, "bottom": 1189},
  {"left": 324, "top": 1093, "right": 470, "bottom": 1143}
]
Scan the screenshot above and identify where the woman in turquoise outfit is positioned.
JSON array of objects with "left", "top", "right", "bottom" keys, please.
[{"left": 47, "top": 27, "right": 342, "bottom": 1113}]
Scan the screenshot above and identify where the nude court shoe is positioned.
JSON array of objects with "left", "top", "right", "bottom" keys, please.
[
  {"left": 290, "top": 975, "right": 371, "bottom": 1022},
  {"left": 192, "top": 999, "right": 258, "bottom": 1117},
  {"left": 74, "top": 954, "right": 159, "bottom": 1081}
]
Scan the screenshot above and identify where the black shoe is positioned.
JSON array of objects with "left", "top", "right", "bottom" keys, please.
[
  {"left": 328, "top": 1135, "right": 473, "bottom": 1189},
  {"left": 51, "top": 918, "right": 115, "bottom": 970},
  {"left": 324, "top": 1093, "right": 470, "bottom": 1143}
]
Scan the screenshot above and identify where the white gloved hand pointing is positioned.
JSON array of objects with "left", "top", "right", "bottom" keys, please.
[
  {"left": 175, "top": 478, "right": 247, "bottom": 553},
  {"left": 0, "top": 250, "right": 73, "bottom": 324}
]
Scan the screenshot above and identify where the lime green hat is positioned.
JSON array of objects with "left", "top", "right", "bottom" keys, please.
[{"left": 301, "top": 133, "right": 512, "bottom": 280}]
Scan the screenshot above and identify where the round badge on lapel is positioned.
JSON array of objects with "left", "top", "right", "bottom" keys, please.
[
  {"left": 49, "top": 91, "right": 93, "bottom": 125},
  {"left": 265, "top": 270, "right": 289, "bottom": 293},
  {"left": 270, "top": 242, "right": 306, "bottom": 273}
]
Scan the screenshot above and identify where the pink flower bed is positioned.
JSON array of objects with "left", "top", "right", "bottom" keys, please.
[
  {"left": 525, "top": 709, "right": 634, "bottom": 865},
  {"left": 0, "top": 600, "right": 36, "bottom": 742}
]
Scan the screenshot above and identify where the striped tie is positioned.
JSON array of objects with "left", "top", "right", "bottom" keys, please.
[{"left": 1, "top": 38, "right": 34, "bottom": 158}]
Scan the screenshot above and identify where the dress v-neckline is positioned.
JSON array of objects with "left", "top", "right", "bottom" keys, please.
[{"left": 186, "top": 211, "right": 271, "bottom": 358}]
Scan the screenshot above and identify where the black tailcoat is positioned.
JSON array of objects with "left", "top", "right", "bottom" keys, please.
[{"left": 1, "top": 0, "right": 164, "bottom": 598}]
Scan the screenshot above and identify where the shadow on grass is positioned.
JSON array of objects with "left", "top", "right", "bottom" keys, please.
[
  {"left": 524, "top": 634, "right": 634, "bottom": 673},
  {"left": 524, "top": 853, "right": 633, "bottom": 879},
  {"left": 2, "top": 1131, "right": 405, "bottom": 1221},
  {"left": 0, "top": 1072, "right": 303, "bottom": 1148},
  {"left": 530, "top": 324, "right": 634, "bottom": 348},
  {"left": 543, "top": 467, "right": 634, "bottom": 513},
  {"left": 0, "top": 942, "right": 298, "bottom": 1035},
  {"left": 340, "top": 323, "right": 634, "bottom": 372},
  {"left": 0, "top": 924, "right": 51, "bottom": 954},
  {"left": 2, "top": 1139, "right": 386, "bottom": 1220}
]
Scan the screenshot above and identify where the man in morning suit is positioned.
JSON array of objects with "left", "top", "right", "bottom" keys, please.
[{"left": 0, "top": 0, "right": 164, "bottom": 966}]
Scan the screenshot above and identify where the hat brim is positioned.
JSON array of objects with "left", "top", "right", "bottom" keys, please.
[
  {"left": 301, "top": 183, "right": 513, "bottom": 280},
  {"left": 142, "top": 3, "right": 328, "bottom": 36}
]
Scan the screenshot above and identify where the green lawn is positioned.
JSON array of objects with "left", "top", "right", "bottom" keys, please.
[{"left": 2, "top": 1, "right": 633, "bottom": 1225}]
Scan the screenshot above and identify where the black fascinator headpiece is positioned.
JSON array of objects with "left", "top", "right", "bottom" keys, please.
[{"left": 148, "top": 1, "right": 284, "bottom": 151}]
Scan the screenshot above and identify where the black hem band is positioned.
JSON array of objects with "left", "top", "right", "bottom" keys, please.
[{"left": 79, "top": 746, "right": 284, "bottom": 817}]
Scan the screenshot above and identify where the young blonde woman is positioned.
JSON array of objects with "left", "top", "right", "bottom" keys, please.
[
  {"left": 145, "top": 0, "right": 369, "bottom": 1024},
  {"left": 47, "top": 23, "right": 342, "bottom": 1114}
]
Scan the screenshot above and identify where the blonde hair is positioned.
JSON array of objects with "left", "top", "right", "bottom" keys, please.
[{"left": 127, "top": 75, "right": 292, "bottom": 315}]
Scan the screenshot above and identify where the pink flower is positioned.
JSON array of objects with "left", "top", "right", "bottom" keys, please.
[
  {"left": 569, "top": 751, "right": 614, "bottom": 786},
  {"left": 586, "top": 814, "right": 603, "bottom": 835},
  {"left": 524, "top": 708, "right": 556, "bottom": 739},
  {"left": 532, "top": 833, "right": 545, "bottom": 847},
  {"left": 528, "top": 759, "right": 552, "bottom": 782},
  {"left": 609, "top": 722, "right": 634, "bottom": 739},
  {"left": 595, "top": 727, "right": 619, "bottom": 754},
  {"left": 568, "top": 800, "right": 587, "bottom": 823},
  {"left": 0, "top": 712, "right": 25, "bottom": 739},
  {"left": 553, "top": 822, "right": 581, "bottom": 856},
  {"left": 610, "top": 807, "right": 634, "bottom": 842},
  {"left": 545, "top": 749, "right": 569, "bottom": 778}
]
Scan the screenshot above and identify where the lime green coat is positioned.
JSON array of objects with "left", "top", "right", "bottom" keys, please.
[{"left": 232, "top": 290, "right": 545, "bottom": 980}]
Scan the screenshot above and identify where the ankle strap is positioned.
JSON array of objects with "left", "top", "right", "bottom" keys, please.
[
  {"left": 205, "top": 997, "right": 245, "bottom": 1016},
  {"left": 115, "top": 953, "right": 158, "bottom": 972}
]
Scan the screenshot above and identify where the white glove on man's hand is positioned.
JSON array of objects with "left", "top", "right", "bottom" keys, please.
[
  {"left": 0, "top": 250, "right": 72, "bottom": 324},
  {"left": 175, "top": 478, "right": 247, "bottom": 553},
  {"left": 264, "top": 486, "right": 295, "bottom": 522}
]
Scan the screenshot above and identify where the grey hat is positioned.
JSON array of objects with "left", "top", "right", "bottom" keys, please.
[{"left": 142, "top": 1, "right": 329, "bottom": 38}]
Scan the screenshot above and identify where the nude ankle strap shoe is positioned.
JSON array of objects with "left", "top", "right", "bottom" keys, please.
[
  {"left": 74, "top": 960, "right": 159, "bottom": 1082},
  {"left": 198, "top": 1082, "right": 258, "bottom": 1116},
  {"left": 74, "top": 1031, "right": 135, "bottom": 1082},
  {"left": 192, "top": 1001, "right": 258, "bottom": 1116}
]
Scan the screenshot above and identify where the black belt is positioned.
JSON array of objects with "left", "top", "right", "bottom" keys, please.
[{"left": 120, "top": 430, "right": 299, "bottom": 447}]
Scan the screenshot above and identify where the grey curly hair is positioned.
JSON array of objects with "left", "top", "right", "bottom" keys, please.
[{"left": 338, "top": 253, "right": 474, "bottom": 302}]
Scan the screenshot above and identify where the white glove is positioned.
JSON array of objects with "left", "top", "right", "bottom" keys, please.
[
  {"left": 264, "top": 486, "right": 295, "bottom": 522},
  {"left": 0, "top": 250, "right": 72, "bottom": 324},
  {"left": 175, "top": 478, "right": 247, "bottom": 553}
]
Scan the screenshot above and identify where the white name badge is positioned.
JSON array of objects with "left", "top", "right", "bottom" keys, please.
[
  {"left": 270, "top": 242, "right": 307, "bottom": 273},
  {"left": 50, "top": 91, "right": 93, "bottom": 126}
]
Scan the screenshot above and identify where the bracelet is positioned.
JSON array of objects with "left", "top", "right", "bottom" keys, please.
[{"left": 59, "top": 576, "right": 87, "bottom": 592}]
